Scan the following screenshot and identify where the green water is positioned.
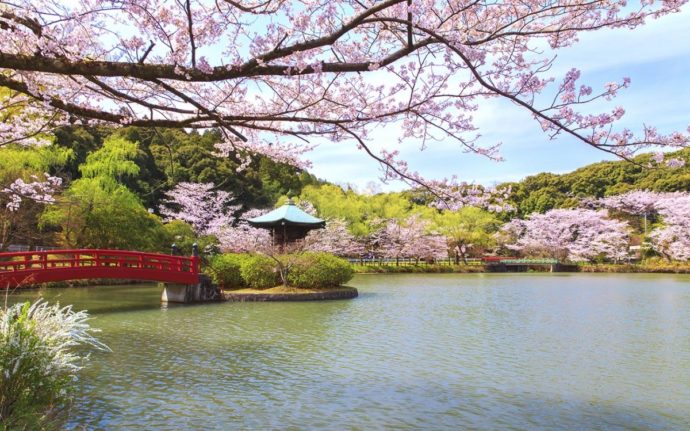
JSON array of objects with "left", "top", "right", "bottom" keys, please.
[{"left": 7, "top": 273, "right": 690, "bottom": 430}]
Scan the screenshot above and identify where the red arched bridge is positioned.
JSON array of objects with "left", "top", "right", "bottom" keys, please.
[{"left": 0, "top": 249, "right": 200, "bottom": 288}]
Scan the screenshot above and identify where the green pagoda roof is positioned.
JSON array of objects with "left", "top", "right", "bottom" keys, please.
[{"left": 248, "top": 200, "right": 326, "bottom": 228}]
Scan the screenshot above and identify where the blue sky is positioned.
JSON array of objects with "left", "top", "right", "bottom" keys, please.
[{"left": 304, "top": 7, "right": 690, "bottom": 191}]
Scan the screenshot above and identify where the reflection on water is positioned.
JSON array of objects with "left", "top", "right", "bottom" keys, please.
[{"left": 7, "top": 274, "right": 690, "bottom": 430}]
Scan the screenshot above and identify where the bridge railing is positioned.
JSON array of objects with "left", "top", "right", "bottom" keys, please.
[
  {"left": 0, "top": 249, "right": 199, "bottom": 287},
  {"left": 0, "top": 249, "right": 198, "bottom": 272}
]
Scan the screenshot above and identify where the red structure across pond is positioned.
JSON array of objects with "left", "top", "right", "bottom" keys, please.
[{"left": 0, "top": 249, "right": 200, "bottom": 288}]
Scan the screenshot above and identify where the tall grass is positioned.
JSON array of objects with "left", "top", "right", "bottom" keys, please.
[{"left": 1, "top": 299, "right": 109, "bottom": 430}]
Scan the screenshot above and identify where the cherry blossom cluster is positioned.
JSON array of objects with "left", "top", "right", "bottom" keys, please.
[
  {"left": 596, "top": 190, "right": 665, "bottom": 216},
  {"left": 1, "top": 174, "right": 62, "bottom": 211},
  {"left": 430, "top": 180, "right": 514, "bottom": 213},
  {"left": 598, "top": 190, "right": 690, "bottom": 261},
  {"left": 209, "top": 208, "right": 273, "bottom": 253},
  {"left": 370, "top": 214, "right": 448, "bottom": 261},
  {"left": 159, "top": 182, "right": 240, "bottom": 234},
  {"left": 303, "top": 219, "right": 364, "bottom": 256},
  {"left": 499, "top": 208, "right": 630, "bottom": 262}
]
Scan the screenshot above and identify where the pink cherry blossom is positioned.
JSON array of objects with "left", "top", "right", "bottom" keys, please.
[
  {"left": 159, "top": 182, "right": 240, "bottom": 235},
  {"left": 1, "top": 173, "right": 62, "bottom": 211},
  {"left": 372, "top": 214, "right": 448, "bottom": 261},
  {"left": 499, "top": 208, "right": 630, "bottom": 262},
  {"left": 303, "top": 219, "right": 364, "bottom": 257},
  {"left": 0, "top": 0, "right": 688, "bottom": 193}
]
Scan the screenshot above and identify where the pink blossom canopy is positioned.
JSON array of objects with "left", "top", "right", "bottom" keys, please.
[{"left": 1, "top": 0, "right": 689, "bottom": 190}]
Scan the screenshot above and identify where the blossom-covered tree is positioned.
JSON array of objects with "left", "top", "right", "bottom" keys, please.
[
  {"left": 303, "top": 219, "right": 364, "bottom": 257},
  {"left": 159, "top": 182, "right": 240, "bottom": 235},
  {"left": 0, "top": 173, "right": 61, "bottom": 250},
  {"left": 1, "top": 0, "right": 689, "bottom": 194},
  {"left": 499, "top": 208, "right": 630, "bottom": 262},
  {"left": 208, "top": 208, "right": 272, "bottom": 253},
  {"left": 373, "top": 214, "right": 447, "bottom": 263},
  {"left": 598, "top": 190, "right": 663, "bottom": 218},
  {"left": 647, "top": 194, "right": 690, "bottom": 261},
  {"left": 597, "top": 190, "right": 690, "bottom": 260}
]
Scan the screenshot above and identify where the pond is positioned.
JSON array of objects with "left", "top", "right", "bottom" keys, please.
[{"left": 7, "top": 273, "right": 690, "bottom": 430}]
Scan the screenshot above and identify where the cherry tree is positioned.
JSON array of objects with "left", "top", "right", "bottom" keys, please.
[
  {"left": 159, "top": 182, "right": 240, "bottom": 234},
  {"left": 2, "top": 174, "right": 62, "bottom": 212},
  {"left": 373, "top": 214, "right": 447, "bottom": 263},
  {"left": 499, "top": 208, "right": 630, "bottom": 262},
  {"left": 647, "top": 194, "right": 690, "bottom": 261},
  {"left": 593, "top": 190, "right": 690, "bottom": 260},
  {"left": 597, "top": 189, "right": 666, "bottom": 234},
  {"left": 303, "top": 218, "right": 364, "bottom": 256},
  {"left": 598, "top": 190, "right": 663, "bottom": 217},
  {"left": 1, "top": 0, "right": 689, "bottom": 195},
  {"left": 0, "top": 173, "right": 61, "bottom": 249},
  {"left": 210, "top": 208, "right": 272, "bottom": 253}
]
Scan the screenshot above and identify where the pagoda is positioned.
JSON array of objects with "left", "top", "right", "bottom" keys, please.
[{"left": 248, "top": 199, "right": 325, "bottom": 247}]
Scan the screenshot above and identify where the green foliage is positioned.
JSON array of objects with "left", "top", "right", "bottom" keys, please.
[
  {"left": 119, "top": 127, "right": 321, "bottom": 208},
  {"left": 41, "top": 178, "right": 168, "bottom": 250},
  {"left": 285, "top": 252, "right": 354, "bottom": 288},
  {"left": 208, "top": 253, "right": 249, "bottom": 289},
  {"left": 240, "top": 255, "right": 280, "bottom": 288},
  {"left": 0, "top": 300, "right": 107, "bottom": 431},
  {"left": 52, "top": 126, "right": 321, "bottom": 210},
  {"left": 40, "top": 135, "right": 169, "bottom": 250},
  {"left": 78, "top": 135, "right": 140, "bottom": 181},
  {"left": 209, "top": 252, "right": 352, "bottom": 289},
  {"left": 0, "top": 145, "right": 73, "bottom": 187},
  {"left": 298, "top": 184, "right": 436, "bottom": 237}
]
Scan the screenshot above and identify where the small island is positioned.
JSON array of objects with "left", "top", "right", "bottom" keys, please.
[
  {"left": 210, "top": 199, "right": 358, "bottom": 301},
  {"left": 210, "top": 251, "right": 358, "bottom": 302}
]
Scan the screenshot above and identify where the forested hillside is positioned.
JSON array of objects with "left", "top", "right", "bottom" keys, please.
[{"left": 501, "top": 148, "right": 690, "bottom": 217}]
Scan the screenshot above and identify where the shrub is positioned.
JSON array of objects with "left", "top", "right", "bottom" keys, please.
[
  {"left": 240, "top": 254, "right": 280, "bottom": 288},
  {"left": 0, "top": 300, "right": 108, "bottom": 430},
  {"left": 208, "top": 253, "right": 248, "bottom": 289},
  {"left": 286, "top": 252, "right": 354, "bottom": 288}
]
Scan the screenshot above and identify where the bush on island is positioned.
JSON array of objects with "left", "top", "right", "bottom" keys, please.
[
  {"left": 240, "top": 254, "right": 281, "bottom": 289},
  {"left": 209, "top": 252, "right": 353, "bottom": 289},
  {"left": 286, "top": 252, "right": 354, "bottom": 288},
  {"left": 208, "top": 253, "right": 247, "bottom": 289}
]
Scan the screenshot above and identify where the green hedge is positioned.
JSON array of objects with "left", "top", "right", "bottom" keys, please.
[
  {"left": 208, "top": 253, "right": 248, "bottom": 289},
  {"left": 208, "top": 252, "right": 353, "bottom": 289},
  {"left": 286, "top": 252, "right": 353, "bottom": 288},
  {"left": 240, "top": 255, "right": 280, "bottom": 288}
]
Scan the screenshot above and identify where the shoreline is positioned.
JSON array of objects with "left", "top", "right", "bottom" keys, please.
[
  {"left": 5, "top": 264, "right": 690, "bottom": 291},
  {"left": 352, "top": 263, "right": 690, "bottom": 274}
]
